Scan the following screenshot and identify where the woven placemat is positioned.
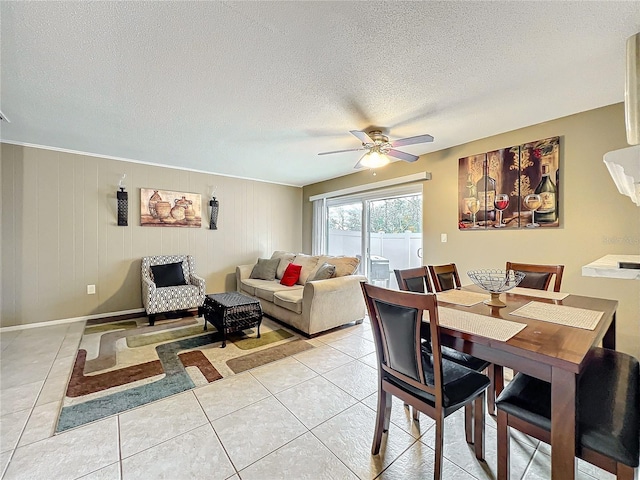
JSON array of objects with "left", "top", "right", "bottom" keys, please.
[
  {"left": 509, "top": 287, "right": 569, "bottom": 300},
  {"left": 436, "top": 307, "right": 526, "bottom": 342},
  {"left": 510, "top": 301, "right": 603, "bottom": 330},
  {"left": 436, "top": 289, "right": 488, "bottom": 306}
]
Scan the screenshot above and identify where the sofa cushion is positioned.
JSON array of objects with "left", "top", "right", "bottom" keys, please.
[
  {"left": 154, "top": 284, "right": 200, "bottom": 302},
  {"left": 255, "top": 281, "right": 303, "bottom": 302},
  {"left": 241, "top": 278, "right": 284, "bottom": 296},
  {"left": 274, "top": 289, "right": 304, "bottom": 314},
  {"left": 250, "top": 257, "right": 280, "bottom": 281},
  {"left": 240, "top": 279, "right": 256, "bottom": 295},
  {"left": 271, "top": 251, "right": 296, "bottom": 279},
  {"left": 281, "top": 263, "right": 302, "bottom": 286},
  {"left": 310, "top": 262, "right": 336, "bottom": 281},
  {"left": 151, "top": 262, "right": 187, "bottom": 287},
  {"left": 293, "top": 254, "right": 320, "bottom": 285}
]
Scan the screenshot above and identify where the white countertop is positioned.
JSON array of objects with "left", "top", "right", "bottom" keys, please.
[{"left": 581, "top": 254, "right": 640, "bottom": 280}]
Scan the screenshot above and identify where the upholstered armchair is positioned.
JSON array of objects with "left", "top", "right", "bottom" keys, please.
[{"left": 141, "top": 255, "right": 206, "bottom": 326}]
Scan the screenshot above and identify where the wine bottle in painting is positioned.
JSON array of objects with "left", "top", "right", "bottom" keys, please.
[
  {"left": 476, "top": 159, "right": 496, "bottom": 222},
  {"left": 462, "top": 173, "right": 476, "bottom": 222},
  {"left": 534, "top": 163, "right": 557, "bottom": 223}
]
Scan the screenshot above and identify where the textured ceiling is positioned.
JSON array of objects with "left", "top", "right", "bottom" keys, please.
[{"left": 1, "top": 1, "right": 639, "bottom": 186}]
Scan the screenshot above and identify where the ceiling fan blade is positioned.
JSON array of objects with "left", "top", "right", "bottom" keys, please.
[
  {"left": 353, "top": 153, "right": 368, "bottom": 169},
  {"left": 390, "top": 134, "right": 434, "bottom": 147},
  {"left": 388, "top": 149, "right": 419, "bottom": 162},
  {"left": 350, "top": 130, "right": 373, "bottom": 144},
  {"left": 318, "top": 148, "right": 365, "bottom": 156}
]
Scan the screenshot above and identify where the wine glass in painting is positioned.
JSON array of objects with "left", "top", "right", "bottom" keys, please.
[
  {"left": 466, "top": 197, "right": 481, "bottom": 229},
  {"left": 494, "top": 194, "right": 509, "bottom": 228},
  {"left": 523, "top": 194, "right": 542, "bottom": 228}
]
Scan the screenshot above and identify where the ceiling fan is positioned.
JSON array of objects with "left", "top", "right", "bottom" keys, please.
[{"left": 318, "top": 130, "right": 434, "bottom": 169}]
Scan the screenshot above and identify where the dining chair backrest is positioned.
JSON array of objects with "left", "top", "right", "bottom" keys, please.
[
  {"left": 505, "top": 262, "right": 564, "bottom": 292},
  {"left": 394, "top": 267, "right": 434, "bottom": 294},
  {"left": 362, "top": 282, "right": 443, "bottom": 397},
  {"left": 428, "top": 263, "right": 462, "bottom": 292}
]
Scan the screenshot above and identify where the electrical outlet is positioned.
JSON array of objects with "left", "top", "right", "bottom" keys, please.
[
  {"left": 441, "top": 233, "right": 448, "bottom": 243},
  {"left": 87, "top": 285, "right": 96, "bottom": 295}
]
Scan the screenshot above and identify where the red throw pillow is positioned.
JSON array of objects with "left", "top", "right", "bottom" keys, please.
[{"left": 280, "top": 263, "right": 302, "bottom": 286}]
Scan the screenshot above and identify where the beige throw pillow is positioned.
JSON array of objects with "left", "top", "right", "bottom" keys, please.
[
  {"left": 293, "top": 254, "right": 320, "bottom": 285},
  {"left": 270, "top": 251, "right": 295, "bottom": 279},
  {"left": 325, "top": 256, "right": 359, "bottom": 277}
]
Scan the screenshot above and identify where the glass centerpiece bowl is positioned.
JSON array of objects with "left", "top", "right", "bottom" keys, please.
[{"left": 467, "top": 269, "right": 526, "bottom": 308}]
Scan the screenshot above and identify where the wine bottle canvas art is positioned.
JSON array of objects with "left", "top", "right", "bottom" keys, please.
[{"left": 458, "top": 136, "right": 559, "bottom": 230}]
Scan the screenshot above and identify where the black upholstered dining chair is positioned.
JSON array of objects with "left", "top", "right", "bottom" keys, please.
[
  {"left": 428, "top": 263, "right": 462, "bottom": 292},
  {"left": 361, "top": 282, "right": 490, "bottom": 480},
  {"left": 496, "top": 262, "right": 565, "bottom": 415},
  {"left": 505, "top": 262, "right": 564, "bottom": 292},
  {"left": 425, "top": 263, "right": 504, "bottom": 415},
  {"left": 395, "top": 266, "right": 490, "bottom": 438},
  {"left": 394, "top": 266, "right": 434, "bottom": 294},
  {"left": 496, "top": 348, "right": 639, "bottom": 480}
]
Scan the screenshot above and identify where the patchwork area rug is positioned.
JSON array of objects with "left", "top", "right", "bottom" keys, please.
[{"left": 56, "top": 314, "right": 314, "bottom": 432}]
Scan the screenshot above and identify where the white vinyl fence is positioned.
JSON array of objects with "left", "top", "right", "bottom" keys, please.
[{"left": 328, "top": 229, "right": 422, "bottom": 289}]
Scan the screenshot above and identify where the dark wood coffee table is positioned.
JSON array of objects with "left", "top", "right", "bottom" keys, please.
[{"left": 202, "top": 292, "right": 262, "bottom": 347}]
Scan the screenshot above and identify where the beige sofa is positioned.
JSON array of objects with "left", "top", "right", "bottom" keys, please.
[{"left": 236, "top": 251, "right": 367, "bottom": 336}]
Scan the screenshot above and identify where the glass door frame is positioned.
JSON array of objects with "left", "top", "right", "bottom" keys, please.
[{"left": 324, "top": 184, "right": 423, "bottom": 283}]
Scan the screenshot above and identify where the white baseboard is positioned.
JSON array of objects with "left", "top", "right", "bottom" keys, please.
[{"left": 0, "top": 308, "right": 146, "bottom": 332}]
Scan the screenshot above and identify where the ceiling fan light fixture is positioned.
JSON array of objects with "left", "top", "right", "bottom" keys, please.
[
  {"left": 360, "top": 149, "right": 390, "bottom": 168},
  {"left": 319, "top": 128, "right": 433, "bottom": 168}
]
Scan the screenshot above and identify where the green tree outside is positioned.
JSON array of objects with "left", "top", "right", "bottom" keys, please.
[{"left": 328, "top": 195, "right": 422, "bottom": 233}]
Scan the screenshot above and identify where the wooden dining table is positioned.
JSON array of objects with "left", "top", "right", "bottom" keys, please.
[{"left": 435, "top": 286, "right": 618, "bottom": 480}]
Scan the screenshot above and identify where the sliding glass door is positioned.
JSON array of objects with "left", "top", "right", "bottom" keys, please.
[
  {"left": 327, "top": 200, "right": 364, "bottom": 274},
  {"left": 326, "top": 186, "right": 423, "bottom": 288}
]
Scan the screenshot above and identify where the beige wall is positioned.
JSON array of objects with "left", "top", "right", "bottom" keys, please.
[
  {"left": 1, "top": 144, "right": 302, "bottom": 327},
  {"left": 303, "top": 103, "right": 640, "bottom": 358}
]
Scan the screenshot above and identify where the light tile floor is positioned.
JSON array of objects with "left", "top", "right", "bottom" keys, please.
[{"left": 0, "top": 319, "right": 616, "bottom": 480}]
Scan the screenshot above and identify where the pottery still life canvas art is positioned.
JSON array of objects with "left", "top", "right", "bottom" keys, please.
[{"left": 140, "top": 188, "right": 202, "bottom": 227}]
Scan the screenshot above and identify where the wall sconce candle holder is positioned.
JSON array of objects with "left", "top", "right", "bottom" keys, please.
[
  {"left": 117, "top": 175, "right": 128, "bottom": 226},
  {"left": 209, "top": 196, "right": 219, "bottom": 230}
]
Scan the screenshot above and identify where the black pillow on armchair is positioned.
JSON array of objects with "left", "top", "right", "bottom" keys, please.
[{"left": 151, "top": 262, "right": 187, "bottom": 288}]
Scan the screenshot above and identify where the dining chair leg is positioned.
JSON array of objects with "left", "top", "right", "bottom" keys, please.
[
  {"left": 412, "top": 406, "right": 419, "bottom": 421},
  {"left": 383, "top": 395, "right": 392, "bottom": 432},
  {"left": 487, "top": 364, "right": 505, "bottom": 416},
  {"left": 494, "top": 364, "right": 505, "bottom": 399},
  {"left": 473, "top": 394, "right": 485, "bottom": 460},
  {"left": 617, "top": 463, "right": 635, "bottom": 480},
  {"left": 434, "top": 412, "right": 444, "bottom": 480},
  {"left": 464, "top": 404, "right": 473, "bottom": 444},
  {"left": 372, "top": 389, "right": 391, "bottom": 455},
  {"left": 497, "top": 408, "right": 510, "bottom": 480}
]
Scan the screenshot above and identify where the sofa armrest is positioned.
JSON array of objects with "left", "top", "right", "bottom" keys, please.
[
  {"left": 141, "top": 277, "right": 156, "bottom": 311},
  {"left": 236, "top": 264, "right": 255, "bottom": 291},
  {"left": 302, "top": 275, "right": 367, "bottom": 335},
  {"left": 189, "top": 274, "right": 206, "bottom": 296},
  {"left": 142, "top": 276, "right": 156, "bottom": 293}
]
